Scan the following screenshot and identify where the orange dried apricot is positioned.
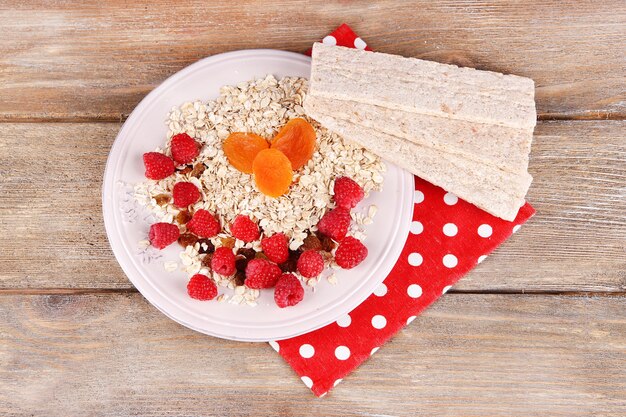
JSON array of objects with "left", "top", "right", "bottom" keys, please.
[
  {"left": 223, "top": 132, "right": 269, "bottom": 173},
  {"left": 270, "top": 118, "right": 316, "bottom": 170},
  {"left": 252, "top": 149, "right": 293, "bottom": 197}
]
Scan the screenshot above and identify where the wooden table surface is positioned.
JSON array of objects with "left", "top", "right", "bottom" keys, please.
[{"left": 1, "top": 1, "right": 625, "bottom": 416}]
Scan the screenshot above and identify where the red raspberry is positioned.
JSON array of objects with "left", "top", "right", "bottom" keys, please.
[
  {"left": 230, "top": 215, "right": 260, "bottom": 242},
  {"left": 335, "top": 236, "right": 368, "bottom": 269},
  {"left": 149, "top": 222, "right": 180, "bottom": 249},
  {"left": 334, "top": 176, "right": 364, "bottom": 209},
  {"left": 244, "top": 259, "right": 281, "bottom": 289},
  {"left": 211, "top": 247, "right": 236, "bottom": 276},
  {"left": 317, "top": 207, "right": 351, "bottom": 241},
  {"left": 261, "top": 233, "right": 289, "bottom": 264},
  {"left": 297, "top": 250, "right": 325, "bottom": 278},
  {"left": 274, "top": 273, "right": 304, "bottom": 308},
  {"left": 143, "top": 152, "right": 175, "bottom": 180},
  {"left": 187, "top": 274, "right": 218, "bottom": 300},
  {"left": 170, "top": 133, "right": 199, "bottom": 164},
  {"left": 172, "top": 182, "right": 201, "bottom": 208},
  {"left": 186, "top": 209, "right": 220, "bottom": 238}
]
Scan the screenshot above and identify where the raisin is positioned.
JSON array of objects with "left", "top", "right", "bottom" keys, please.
[
  {"left": 235, "top": 257, "right": 249, "bottom": 272},
  {"left": 316, "top": 232, "right": 336, "bottom": 252},
  {"left": 154, "top": 194, "right": 170, "bottom": 206},
  {"left": 237, "top": 247, "right": 256, "bottom": 260},
  {"left": 176, "top": 210, "right": 192, "bottom": 225},
  {"left": 178, "top": 233, "right": 198, "bottom": 248},
  {"left": 178, "top": 165, "right": 193, "bottom": 174},
  {"left": 220, "top": 237, "right": 236, "bottom": 248},
  {"left": 300, "top": 234, "right": 323, "bottom": 252},
  {"left": 233, "top": 270, "right": 246, "bottom": 286},
  {"left": 254, "top": 252, "right": 268, "bottom": 260},
  {"left": 197, "top": 238, "right": 215, "bottom": 254},
  {"left": 279, "top": 250, "right": 300, "bottom": 273},
  {"left": 201, "top": 253, "right": 213, "bottom": 268},
  {"left": 190, "top": 163, "right": 205, "bottom": 178}
]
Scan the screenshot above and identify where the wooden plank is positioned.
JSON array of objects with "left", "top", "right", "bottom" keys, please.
[
  {"left": 0, "top": 0, "right": 624, "bottom": 120},
  {"left": 0, "top": 121, "right": 624, "bottom": 290},
  {"left": 0, "top": 293, "right": 624, "bottom": 416}
]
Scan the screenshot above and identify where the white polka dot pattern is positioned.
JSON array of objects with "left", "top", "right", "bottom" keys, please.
[
  {"left": 373, "top": 283, "right": 387, "bottom": 297},
  {"left": 322, "top": 35, "right": 337, "bottom": 46},
  {"left": 408, "top": 253, "right": 423, "bottom": 266},
  {"left": 443, "top": 254, "right": 458, "bottom": 268},
  {"left": 443, "top": 223, "right": 458, "bottom": 236},
  {"left": 410, "top": 221, "right": 424, "bottom": 235},
  {"left": 269, "top": 341, "right": 280, "bottom": 352},
  {"left": 478, "top": 224, "right": 493, "bottom": 238},
  {"left": 371, "top": 315, "right": 387, "bottom": 329},
  {"left": 444, "top": 192, "right": 458, "bottom": 205},
  {"left": 354, "top": 37, "right": 367, "bottom": 50},
  {"left": 336, "top": 314, "right": 351, "bottom": 328},
  {"left": 414, "top": 190, "right": 425, "bottom": 203},
  {"left": 407, "top": 284, "right": 422, "bottom": 298},
  {"left": 335, "top": 346, "right": 351, "bottom": 360},
  {"left": 301, "top": 376, "right": 313, "bottom": 388},
  {"left": 299, "top": 344, "right": 315, "bottom": 358}
]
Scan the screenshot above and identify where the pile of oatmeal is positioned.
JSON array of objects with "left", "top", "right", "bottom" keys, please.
[{"left": 135, "top": 75, "right": 385, "bottom": 305}]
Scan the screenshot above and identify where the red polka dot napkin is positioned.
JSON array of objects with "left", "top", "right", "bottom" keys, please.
[{"left": 272, "top": 24, "right": 536, "bottom": 397}]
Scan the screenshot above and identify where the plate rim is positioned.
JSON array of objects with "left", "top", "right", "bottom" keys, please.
[{"left": 102, "top": 49, "right": 414, "bottom": 342}]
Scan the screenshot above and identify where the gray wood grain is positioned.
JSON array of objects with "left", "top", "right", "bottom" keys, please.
[
  {"left": 0, "top": 0, "right": 624, "bottom": 120},
  {"left": 0, "top": 121, "right": 623, "bottom": 290},
  {"left": 0, "top": 293, "right": 624, "bottom": 416}
]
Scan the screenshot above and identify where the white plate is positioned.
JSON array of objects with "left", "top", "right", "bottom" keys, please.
[{"left": 102, "top": 49, "right": 414, "bottom": 342}]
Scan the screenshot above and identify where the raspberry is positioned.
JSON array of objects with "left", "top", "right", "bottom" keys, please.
[
  {"left": 317, "top": 207, "right": 350, "bottom": 241},
  {"left": 170, "top": 133, "right": 199, "bottom": 164},
  {"left": 297, "top": 250, "right": 324, "bottom": 278},
  {"left": 333, "top": 176, "right": 364, "bottom": 209},
  {"left": 230, "top": 215, "right": 260, "bottom": 242},
  {"left": 186, "top": 274, "right": 218, "bottom": 301},
  {"left": 186, "top": 209, "right": 220, "bottom": 238},
  {"left": 244, "top": 259, "right": 281, "bottom": 289},
  {"left": 148, "top": 222, "right": 180, "bottom": 249},
  {"left": 211, "top": 247, "right": 236, "bottom": 276},
  {"left": 261, "top": 233, "right": 289, "bottom": 264},
  {"left": 335, "top": 236, "right": 368, "bottom": 269},
  {"left": 172, "top": 182, "right": 201, "bottom": 208},
  {"left": 274, "top": 273, "right": 304, "bottom": 308},
  {"left": 143, "top": 152, "right": 175, "bottom": 180}
]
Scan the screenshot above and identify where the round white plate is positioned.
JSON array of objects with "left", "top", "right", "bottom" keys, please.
[{"left": 103, "top": 49, "right": 414, "bottom": 342}]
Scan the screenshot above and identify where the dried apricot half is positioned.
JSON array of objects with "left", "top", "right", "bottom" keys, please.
[
  {"left": 270, "top": 118, "right": 316, "bottom": 170},
  {"left": 252, "top": 149, "right": 293, "bottom": 197},
  {"left": 223, "top": 132, "right": 269, "bottom": 173}
]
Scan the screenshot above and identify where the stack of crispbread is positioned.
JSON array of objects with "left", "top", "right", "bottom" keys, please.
[{"left": 303, "top": 43, "right": 536, "bottom": 221}]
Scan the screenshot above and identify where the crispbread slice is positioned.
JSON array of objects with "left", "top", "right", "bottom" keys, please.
[
  {"left": 310, "top": 43, "right": 537, "bottom": 130},
  {"left": 304, "top": 94, "right": 532, "bottom": 174},
  {"left": 306, "top": 109, "right": 530, "bottom": 221}
]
